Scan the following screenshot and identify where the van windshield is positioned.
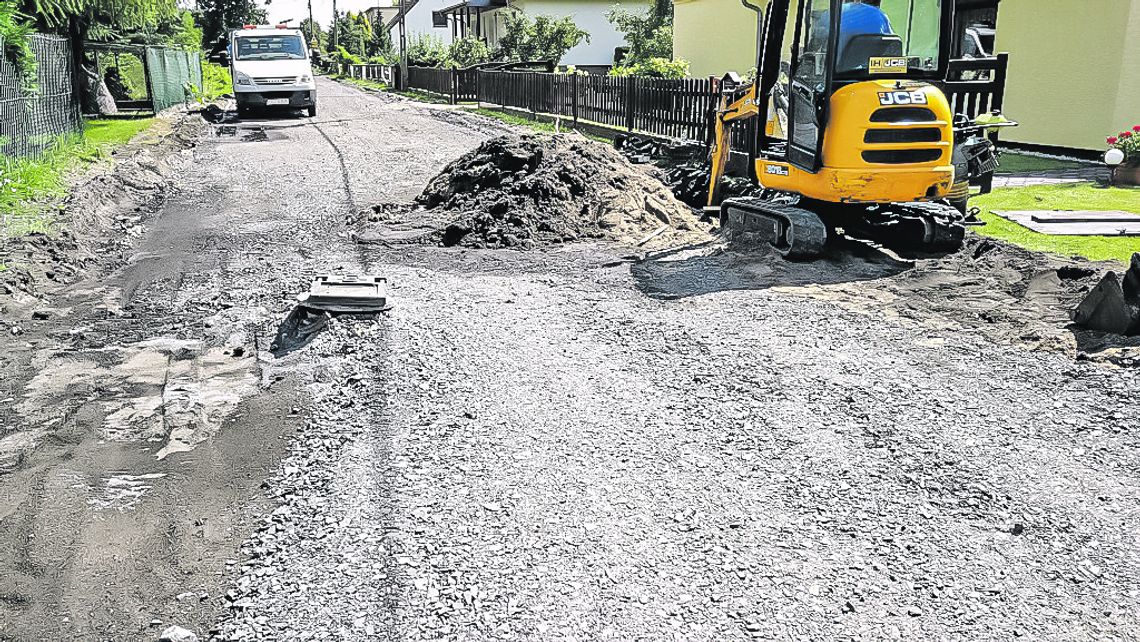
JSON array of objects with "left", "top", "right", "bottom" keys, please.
[{"left": 235, "top": 35, "right": 307, "bottom": 61}]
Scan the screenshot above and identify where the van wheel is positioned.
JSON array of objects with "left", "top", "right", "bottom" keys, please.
[{"left": 307, "top": 105, "right": 317, "bottom": 117}]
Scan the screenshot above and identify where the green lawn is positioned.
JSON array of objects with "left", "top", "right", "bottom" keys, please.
[
  {"left": 972, "top": 182, "right": 1140, "bottom": 264},
  {"left": 1, "top": 117, "right": 156, "bottom": 239},
  {"left": 334, "top": 74, "right": 390, "bottom": 93},
  {"left": 995, "top": 151, "right": 1092, "bottom": 174}
]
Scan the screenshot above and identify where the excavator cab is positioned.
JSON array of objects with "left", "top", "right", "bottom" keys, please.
[{"left": 710, "top": 0, "right": 969, "bottom": 257}]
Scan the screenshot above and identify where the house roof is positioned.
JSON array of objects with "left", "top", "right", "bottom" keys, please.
[{"left": 435, "top": 0, "right": 508, "bottom": 15}]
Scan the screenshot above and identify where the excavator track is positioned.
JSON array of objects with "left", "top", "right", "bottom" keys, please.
[
  {"left": 841, "top": 201, "right": 967, "bottom": 254},
  {"left": 720, "top": 196, "right": 830, "bottom": 259}
]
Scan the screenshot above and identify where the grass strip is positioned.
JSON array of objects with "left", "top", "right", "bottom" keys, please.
[
  {"left": 2, "top": 117, "right": 156, "bottom": 239},
  {"left": 972, "top": 182, "right": 1140, "bottom": 264}
]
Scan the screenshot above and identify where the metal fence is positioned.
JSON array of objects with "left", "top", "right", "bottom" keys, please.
[
  {"left": 1, "top": 37, "right": 202, "bottom": 159},
  {"left": 345, "top": 64, "right": 398, "bottom": 85},
  {"left": 0, "top": 33, "right": 82, "bottom": 159},
  {"left": 146, "top": 46, "right": 202, "bottom": 112}
]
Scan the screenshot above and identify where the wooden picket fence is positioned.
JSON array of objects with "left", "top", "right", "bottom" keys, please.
[{"left": 405, "top": 54, "right": 1010, "bottom": 145}]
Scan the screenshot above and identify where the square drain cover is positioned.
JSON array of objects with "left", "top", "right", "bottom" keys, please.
[{"left": 299, "top": 275, "right": 389, "bottom": 312}]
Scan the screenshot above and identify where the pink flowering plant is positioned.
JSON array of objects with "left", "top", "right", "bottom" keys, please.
[{"left": 1106, "top": 125, "right": 1140, "bottom": 164}]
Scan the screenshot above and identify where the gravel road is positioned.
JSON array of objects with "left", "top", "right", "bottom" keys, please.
[{"left": 2, "top": 78, "right": 1139, "bottom": 641}]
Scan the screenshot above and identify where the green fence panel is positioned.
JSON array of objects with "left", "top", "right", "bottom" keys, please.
[
  {"left": 145, "top": 47, "right": 203, "bottom": 112},
  {"left": 0, "top": 34, "right": 82, "bottom": 159}
]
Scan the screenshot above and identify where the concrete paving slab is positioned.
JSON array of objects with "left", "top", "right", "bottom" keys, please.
[{"left": 993, "top": 210, "right": 1140, "bottom": 236}]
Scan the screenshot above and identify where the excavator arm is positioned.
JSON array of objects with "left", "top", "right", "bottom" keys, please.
[{"left": 707, "top": 83, "right": 760, "bottom": 208}]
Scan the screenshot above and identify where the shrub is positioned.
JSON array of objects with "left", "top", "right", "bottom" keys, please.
[
  {"left": 610, "top": 57, "right": 690, "bottom": 80},
  {"left": 407, "top": 33, "right": 449, "bottom": 67},
  {"left": 447, "top": 36, "right": 490, "bottom": 68},
  {"left": 334, "top": 46, "right": 363, "bottom": 66},
  {"left": 495, "top": 9, "right": 589, "bottom": 64}
]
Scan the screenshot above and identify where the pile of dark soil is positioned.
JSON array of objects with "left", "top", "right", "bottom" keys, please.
[{"left": 412, "top": 133, "right": 710, "bottom": 249}]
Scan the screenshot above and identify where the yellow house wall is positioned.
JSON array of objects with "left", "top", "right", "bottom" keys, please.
[
  {"left": 1113, "top": 1, "right": 1140, "bottom": 134},
  {"left": 675, "top": 0, "right": 1139, "bottom": 151},
  {"left": 995, "top": 0, "right": 1137, "bottom": 151},
  {"left": 674, "top": 0, "right": 760, "bottom": 77}
]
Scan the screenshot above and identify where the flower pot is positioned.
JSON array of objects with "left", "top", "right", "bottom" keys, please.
[{"left": 1113, "top": 163, "right": 1140, "bottom": 187}]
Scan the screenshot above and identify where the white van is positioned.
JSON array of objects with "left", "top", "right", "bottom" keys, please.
[{"left": 225, "top": 25, "right": 317, "bottom": 117}]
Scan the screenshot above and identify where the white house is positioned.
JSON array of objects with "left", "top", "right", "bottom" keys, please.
[{"left": 398, "top": 0, "right": 648, "bottom": 69}]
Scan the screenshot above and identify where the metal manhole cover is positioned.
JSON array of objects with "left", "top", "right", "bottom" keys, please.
[{"left": 298, "top": 275, "right": 389, "bottom": 313}]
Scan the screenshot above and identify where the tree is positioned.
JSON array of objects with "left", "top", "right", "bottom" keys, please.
[
  {"left": 495, "top": 8, "right": 588, "bottom": 64},
  {"left": 607, "top": 5, "right": 672, "bottom": 64},
  {"left": 196, "top": 0, "right": 266, "bottom": 50},
  {"left": 300, "top": 17, "right": 327, "bottom": 52},
  {"left": 607, "top": 1, "right": 688, "bottom": 78},
  {"left": 368, "top": 16, "right": 396, "bottom": 63},
  {"left": 447, "top": 36, "right": 489, "bottom": 68}
]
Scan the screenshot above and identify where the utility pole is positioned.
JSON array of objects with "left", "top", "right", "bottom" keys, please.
[
  {"left": 398, "top": 0, "right": 408, "bottom": 89},
  {"left": 308, "top": 0, "right": 315, "bottom": 45},
  {"left": 332, "top": 0, "right": 339, "bottom": 50}
]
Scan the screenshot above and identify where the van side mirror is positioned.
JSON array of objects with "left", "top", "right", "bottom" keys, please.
[{"left": 210, "top": 52, "right": 230, "bottom": 66}]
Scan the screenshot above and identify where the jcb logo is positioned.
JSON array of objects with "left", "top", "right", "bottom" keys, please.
[
  {"left": 869, "top": 57, "right": 909, "bottom": 74},
  {"left": 878, "top": 91, "right": 928, "bottom": 106}
]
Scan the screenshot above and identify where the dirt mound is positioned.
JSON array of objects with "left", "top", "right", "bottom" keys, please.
[
  {"left": 784, "top": 237, "right": 1140, "bottom": 364},
  {"left": 0, "top": 113, "right": 207, "bottom": 312},
  {"left": 633, "top": 234, "right": 1140, "bottom": 365},
  {"left": 412, "top": 133, "right": 710, "bottom": 249}
]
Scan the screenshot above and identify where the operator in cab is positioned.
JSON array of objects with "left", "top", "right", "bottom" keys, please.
[{"left": 813, "top": 0, "right": 895, "bottom": 50}]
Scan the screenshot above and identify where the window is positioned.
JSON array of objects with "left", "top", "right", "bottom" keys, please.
[{"left": 235, "top": 35, "right": 307, "bottom": 61}]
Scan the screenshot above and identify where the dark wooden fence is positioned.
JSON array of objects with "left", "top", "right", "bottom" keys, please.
[
  {"left": 472, "top": 70, "right": 718, "bottom": 142},
  {"left": 407, "top": 54, "right": 1010, "bottom": 145},
  {"left": 407, "top": 66, "right": 454, "bottom": 99}
]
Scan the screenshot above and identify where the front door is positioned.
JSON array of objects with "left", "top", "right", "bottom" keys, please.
[{"left": 787, "top": 0, "right": 835, "bottom": 172}]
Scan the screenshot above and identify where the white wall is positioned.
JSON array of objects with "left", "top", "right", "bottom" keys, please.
[
  {"left": 400, "top": 0, "right": 646, "bottom": 66},
  {"left": 511, "top": 0, "right": 641, "bottom": 66},
  {"left": 401, "top": 0, "right": 455, "bottom": 44}
]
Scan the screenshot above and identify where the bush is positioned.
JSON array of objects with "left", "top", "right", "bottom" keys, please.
[
  {"left": 0, "top": 4, "right": 36, "bottom": 88},
  {"left": 610, "top": 57, "right": 690, "bottom": 80},
  {"left": 447, "top": 36, "right": 490, "bottom": 68},
  {"left": 406, "top": 33, "right": 449, "bottom": 67},
  {"left": 200, "top": 60, "right": 232, "bottom": 101},
  {"left": 607, "top": 7, "right": 673, "bottom": 64},
  {"left": 334, "top": 46, "right": 363, "bottom": 66},
  {"left": 495, "top": 9, "right": 589, "bottom": 64}
]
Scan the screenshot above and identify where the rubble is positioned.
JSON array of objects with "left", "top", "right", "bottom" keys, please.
[
  {"left": 411, "top": 133, "right": 710, "bottom": 249},
  {"left": 158, "top": 625, "right": 199, "bottom": 642}
]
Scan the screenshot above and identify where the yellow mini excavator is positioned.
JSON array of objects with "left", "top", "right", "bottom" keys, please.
[{"left": 708, "top": 0, "right": 1008, "bottom": 258}]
